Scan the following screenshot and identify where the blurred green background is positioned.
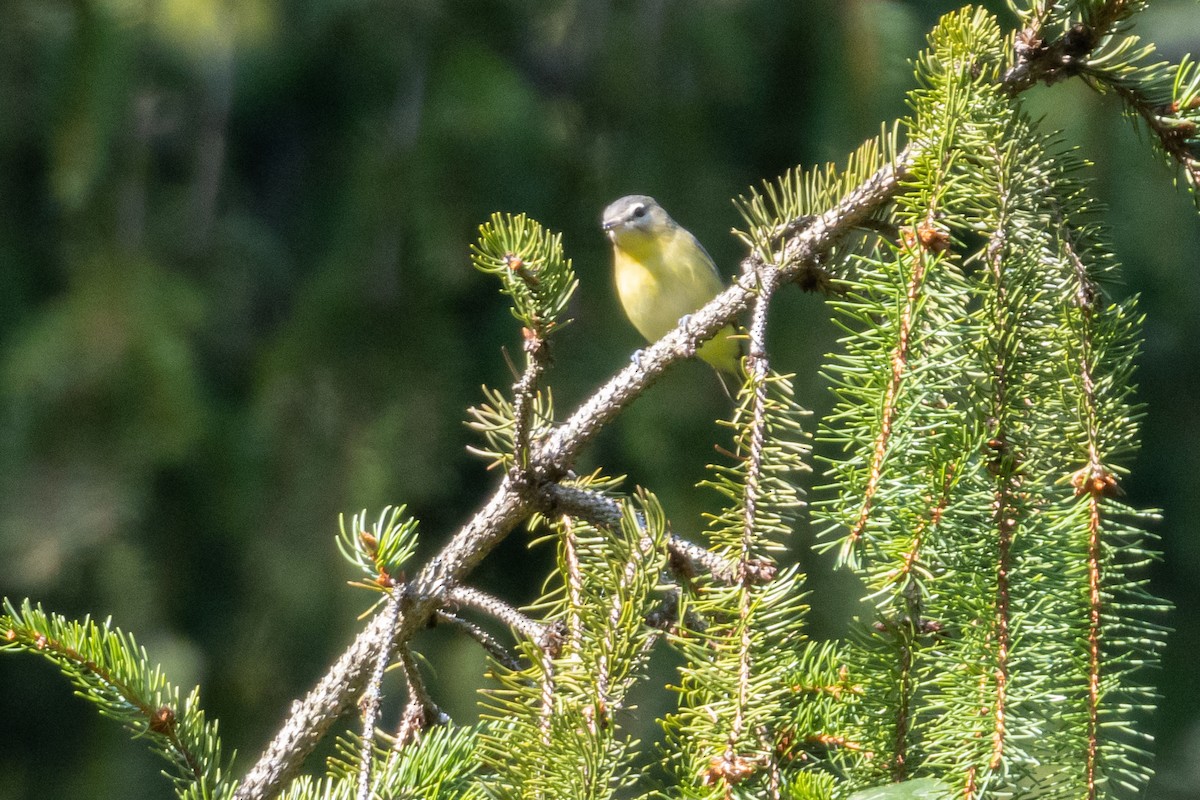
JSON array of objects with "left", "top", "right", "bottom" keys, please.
[{"left": 1, "top": 1, "right": 1198, "bottom": 797}]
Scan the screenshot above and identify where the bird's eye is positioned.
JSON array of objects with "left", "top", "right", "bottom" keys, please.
[{"left": 631, "top": 204, "right": 646, "bottom": 219}]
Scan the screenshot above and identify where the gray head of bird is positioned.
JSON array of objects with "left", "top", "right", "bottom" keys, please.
[{"left": 601, "top": 195, "right": 674, "bottom": 243}]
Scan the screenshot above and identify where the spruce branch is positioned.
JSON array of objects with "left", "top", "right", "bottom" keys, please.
[
  {"left": 445, "top": 585, "right": 554, "bottom": 651},
  {"left": 740, "top": 266, "right": 782, "bottom": 559},
  {"left": 393, "top": 645, "right": 448, "bottom": 748},
  {"left": 1054, "top": 210, "right": 1113, "bottom": 799},
  {"left": 1003, "top": 0, "right": 1145, "bottom": 90},
  {"left": 469, "top": 212, "right": 577, "bottom": 338},
  {"left": 713, "top": 261, "right": 786, "bottom": 792},
  {"left": 336, "top": 506, "right": 419, "bottom": 590},
  {"left": 1, "top": 599, "right": 234, "bottom": 799},
  {"left": 810, "top": 11, "right": 1168, "bottom": 796},
  {"left": 231, "top": 7, "right": 1182, "bottom": 793},
  {"left": 432, "top": 610, "right": 521, "bottom": 671},
  {"left": 508, "top": 328, "right": 549, "bottom": 480},
  {"left": 1047, "top": 190, "right": 1164, "bottom": 798},
  {"left": 842, "top": 229, "right": 934, "bottom": 565},
  {"left": 1086, "top": 56, "right": 1200, "bottom": 191},
  {"left": 1004, "top": 2, "right": 1200, "bottom": 191},
  {"left": 356, "top": 588, "right": 401, "bottom": 800},
  {"left": 811, "top": 16, "right": 999, "bottom": 781},
  {"left": 540, "top": 482, "right": 775, "bottom": 585},
  {"left": 978, "top": 142, "right": 1022, "bottom": 776},
  {"left": 6, "top": 6, "right": 1183, "bottom": 800},
  {"left": 665, "top": 283, "right": 814, "bottom": 796},
  {"left": 469, "top": 211, "right": 573, "bottom": 478},
  {"left": 232, "top": 478, "right": 532, "bottom": 800},
  {"left": 477, "top": 492, "right": 667, "bottom": 798},
  {"left": 234, "top": 133, "right": 914, "bottom": 800}
]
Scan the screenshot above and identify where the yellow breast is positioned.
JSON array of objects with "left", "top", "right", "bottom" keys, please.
[{"left": 610, "top": 227, "right": 741, "bottom": 374}]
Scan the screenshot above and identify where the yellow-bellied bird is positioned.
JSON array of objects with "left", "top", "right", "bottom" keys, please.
[{"left": 601, "top": 195, "right": 741, "bottom": 376}]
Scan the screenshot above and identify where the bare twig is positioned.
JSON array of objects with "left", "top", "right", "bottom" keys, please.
[
  {"left": 539, "top": 482, "right": 624, "bottom": 527},
  {"left": 509, "top": 325, "right": 551, "bottom": 484},
  {"left": 446, "top": 585, "right": 553, "bottom": 649},
  {"left": 356, "top": 589, "right": 401, "bottom": 800},
  {"left": 393, "top": 645, "right": 447, "bottom": 747},
  {"left": 433, "top": 609, "right": 521, "bottom": 671}
]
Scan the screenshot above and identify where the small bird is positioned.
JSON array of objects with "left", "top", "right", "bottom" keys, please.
[{"left": 601, "top": 195, "right": 741, "bottom": 376}]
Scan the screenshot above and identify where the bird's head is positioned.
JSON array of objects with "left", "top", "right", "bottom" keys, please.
[{"left": 601, "top": 195, "right": 674, "bottom": 245}]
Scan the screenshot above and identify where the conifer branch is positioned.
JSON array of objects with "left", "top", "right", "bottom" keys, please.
[
  {"left": 432, "top": 610, "right": 521, "bottom": 671},
  {"left": 717, "top": 263, "right": 784, "bottom": 791},
  {"left": 1098, "top": 76, "right": 1200, "bottom": 189},
  {"left": 475, "top": 493, "right": 666, "bottom": 796},
  {"left": 1005, "top": 1, "right": 1200, "bottom": 190},
  {"left": 845, "top": 226, "right": 932, "bottom": 559},
  {"left": 235, "top": 143, "right": 912, "bottom": 800},
  {"left": 509, "top": 326, "right": 550, "bottom": 482},
  {"left": 981, "top": 158, "right": 1018, "bottom": 771},
  {"left": 233, "top": 479, "right": 532, "bottom": 800},
  {"left": 1056, "top": 219, "right": 1110, "bottom": 800},
  {"left": 882, "top": 464, "right": 955, "bottom": 781},
  {"left": 599, "top": 501, "right": 666, "bottom": 732},
  {"left": 6, "top": 7, "right": 1181, "bottom": 800},
  {"left": 233, "top": 7, "right": 1186, "bottom": 785},
  {"left": 446, "top": 585, "right": 552, "bottom": 650},
  {"left": 1, "top": 600, "right": 232, "bottom": 798},
  {"left": 393, "top": 645, "right": 447, "bottom": 748},
  {"left": 356, "top": 589, "right": 401, "bottom": 800},
  {"left": 741, "top": 270, "right": 780, "bottom": 556},
  {"left": 541, "top": 482, "right": 775, "bottom": 585},
  {"left": 1004, "top": 0, "right": 1137, "bottom": 91},
  {"left": 890, "top": 628, "right": 915, "bottom": 782},
  {"left": 806, "top": 14, "right": 1169, "bottom": 796}
]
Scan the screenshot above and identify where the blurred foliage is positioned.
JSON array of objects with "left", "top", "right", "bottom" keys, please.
[{"left": 0, "top": 1, "right": 1197, "bottom": 798}]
